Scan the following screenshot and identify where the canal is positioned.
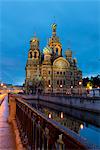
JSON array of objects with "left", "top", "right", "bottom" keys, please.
[{"left": 26, "top": 99, "right": 100, "bottom": 148}]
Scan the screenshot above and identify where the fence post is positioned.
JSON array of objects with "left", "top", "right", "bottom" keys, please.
[{"left": 57, "top": 134, "right": 64, "bottom": 150}]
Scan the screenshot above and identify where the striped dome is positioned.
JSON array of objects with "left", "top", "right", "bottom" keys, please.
[{"left": 43, "top": 46, "right": 52, "bottom": 55}]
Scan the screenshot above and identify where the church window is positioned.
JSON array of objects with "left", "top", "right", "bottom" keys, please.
[
  {"left": 60, "top": 80, "right": 62, "bottom": 85},
  {"left": 57, "top": 71, "right": 59, "bottom": 74},
  {"left": 60, "top": 72, "right": 62, "bottom": 75},
  {"left": 34, "top": 52, "right": 37, "bottom": 58},
  {"left": 48, "top": 71, "right": 50, "bottom": 74},
  {"left": 63, "top": 72, "right": 65, "bottom": 75},
  {"left": 57, "top": 80, "right": 59, "bottom": 85},
  {"left": 30, "top": 52, "right": 32, "bottom": 58},
  {"left": 48, "top": 80, "right": 50, "bottom": 85},
  {"left": 63, "top": 80, "right": 65, "bottom": 85}
]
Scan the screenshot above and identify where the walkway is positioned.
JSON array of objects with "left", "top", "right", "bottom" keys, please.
[{"left": 0, "top": 95, "right": 16, "bottom": 150}]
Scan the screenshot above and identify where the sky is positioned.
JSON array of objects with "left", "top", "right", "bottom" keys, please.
[{"left": 0, "top": 0, "right": 100, "bottom": 85}]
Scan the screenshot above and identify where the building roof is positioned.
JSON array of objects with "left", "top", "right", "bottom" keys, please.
[{"left": 43, "top": 45, "right": 52, "bottom": 55}]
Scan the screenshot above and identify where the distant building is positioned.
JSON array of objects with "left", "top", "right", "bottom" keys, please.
[{"left": 25, "top": 23, "right": 82, "bottom": 94}]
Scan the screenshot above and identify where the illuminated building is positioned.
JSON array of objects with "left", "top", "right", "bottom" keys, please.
[{"left": 25, "top": 23, "right": 82, "bottom": 94}]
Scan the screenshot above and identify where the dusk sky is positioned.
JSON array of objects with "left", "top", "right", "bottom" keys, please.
[{"left": 0, "top": 0, "right": 100, "bottom": 85}]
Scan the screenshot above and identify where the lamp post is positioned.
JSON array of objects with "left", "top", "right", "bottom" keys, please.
[
  {"left": 60, "top": 85, "right": 63, "bottom": 96},
  {"left": 71, "top": 86, "right": 73, "bottom": 96},
  {"left": 49, "top": 84, "right": 51, "bottom": 88},
  {"left": 48, "top": 113, "right": 52, "bottom": 118},
  {"left": 79, "top": 81, "right": 82, "bottom": 96},
  {"left": 60, "top": 112, "right": 64, "bottom": 119},
  {"left": 80, "top": 124, "right": 84, "bottom": 130},
  {"left": 49, "top": 84, "right": 51, "bottom": 95}
]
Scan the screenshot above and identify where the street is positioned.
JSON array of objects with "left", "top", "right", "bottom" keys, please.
[
  {"left": 0, "top": 93, "right": 7, "bottom": 105},
  {"left": 0, "top": 94, "right": 16, "bottom": 149}
]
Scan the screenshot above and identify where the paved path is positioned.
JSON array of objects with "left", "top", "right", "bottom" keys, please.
[
  {"left": 0, "top": 94, "right": 7, "bottom": 105},
  {"left": 0, "top": 95, "right": 16, "bottom": 150}
]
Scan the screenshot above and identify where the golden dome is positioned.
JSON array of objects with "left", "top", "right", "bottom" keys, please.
[
  {"left": 66, "top": 48, "right": 72, "bottom": 57},
  {"left": 73, "top": 58, "right": 77, "bottom": 63},
  {"left": 30, "top": 37, "right": 39, "bottom": 42},
  {"left": 43, "top": 46, "right": 52, "bottom": 55}
]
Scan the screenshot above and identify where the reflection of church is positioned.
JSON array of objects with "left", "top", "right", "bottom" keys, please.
[
  {"left": 25, "top": 23, "right": 82, "bottom": 94},
  {"left": 43, "top": 108, "right": 82, "bottom": 134}
]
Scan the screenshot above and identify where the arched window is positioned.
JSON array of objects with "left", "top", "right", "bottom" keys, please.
[
  {"left": 57, "top": 80, "right": 59, "bottom": 85},
  {"left": 60, "top": 80, "right": 62, "bottom": 85},
  {"left": 34, "top": 52, "right": 37, "bottom": 58},
  {"left": 63, "top": 80, "right": 65, "bottom": 85},
  {"left": 48, "top": 71, "right": 50, "bottom": 74},
  {"left": 30, "top": 52, "right": 32, "bottom": 58},
  {"left": 48, "top": 80, "right": 50, "bottom": 85}
]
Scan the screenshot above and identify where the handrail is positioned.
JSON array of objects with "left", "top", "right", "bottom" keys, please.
[
  {"left": 16, "top": 97, "right": 94, "bottom": 150},
  {"left": 8, "top": 93, "right": 96, "bottom": 149}
]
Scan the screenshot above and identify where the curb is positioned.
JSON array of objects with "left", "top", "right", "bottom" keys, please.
[
  {"left": 12, "top": 119, "right": 25, "bottom": 150},
  {"left": 0, "top": 98, "right": 5, "bottom": 105}
]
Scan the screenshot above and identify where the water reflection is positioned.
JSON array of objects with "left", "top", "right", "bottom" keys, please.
[
  {"left": 32, "top": 103, "right": 83, "bottom": 134},
  {"left": 60, "top": 112, "right": 64, "bottom": 119},
  {"left": 80, "top": 124, "right": 84, "bottom": 130},
  {"left": 30, "top": 101, "right": 100, "bottom": 147}
]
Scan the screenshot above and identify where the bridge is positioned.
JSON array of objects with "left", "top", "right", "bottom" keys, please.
[{"left": 0, "top": 93, "right": 100, "bottom": 150}]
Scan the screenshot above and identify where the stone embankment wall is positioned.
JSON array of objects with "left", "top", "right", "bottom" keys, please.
[{"left": 23, "top": 95, "right": 100, "bottom": 113}]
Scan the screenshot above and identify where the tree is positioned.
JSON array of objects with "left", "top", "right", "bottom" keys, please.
[
  {"left": 82, "top": 75, "right": 100, "bottom": 88},
  {"left": 82, "top": 77, "right": 89, "bottom": 87}
]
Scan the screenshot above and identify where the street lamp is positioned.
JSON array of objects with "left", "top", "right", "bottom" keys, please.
[
  {"left": 49, "top": 84, "right": 51, "bottom": 88},
  {"left": 71, "top": 86, "right": 73, "bottom": 95},
  {"left": 60, "top": 85, "right": 62, "bottom": 88},
  {"left": 80, "top": 124, "right": 84, "bottom": 129},
  {"left": 1, "top": 83, "right": 3, "bottom": 86},
  {"left": 60, "top": 85, "right": 63, "bottom": 96},
  {"left": 79, "top": 81, "right": 82, "bottom": 85},
  {"left": 48, "top": 113, "right": 52, "bottom": 118},
  {"left": 49, "top": 84, "right": 51, "bottom": 95},
  {"left": 60, "top": 112, "right": 64, "bottom": 119},
  {"left": 79, "top": 81, "right": 82, "bottom": 96}
]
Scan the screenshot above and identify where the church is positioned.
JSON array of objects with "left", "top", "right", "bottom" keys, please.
[{"left": 25, "top": 23, "right": 82, "bottom": 94}]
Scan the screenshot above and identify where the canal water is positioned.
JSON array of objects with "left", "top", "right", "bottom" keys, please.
[{"left": 29, "top": 100, "right": 100, "bottom": 148}]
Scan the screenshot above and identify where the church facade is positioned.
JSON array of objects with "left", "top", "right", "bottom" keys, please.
[{"left": 25, "top": 24, "right": 82, "bottom": 94}]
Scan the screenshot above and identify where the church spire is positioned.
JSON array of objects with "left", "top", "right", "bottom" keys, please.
[{"left": 34, "top": 32, "right": 36, "bottom": 37}]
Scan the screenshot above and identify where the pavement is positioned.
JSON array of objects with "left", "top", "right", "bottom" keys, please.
[
  {"left": 0, "top": 93, "right": 7, "bottom": 105},
  {"left": 0, "top": 95, "right": 16, "bottom": 150}
]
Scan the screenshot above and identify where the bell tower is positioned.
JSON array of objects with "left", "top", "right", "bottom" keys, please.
[
  {"left": 48, "top": 23, "right": 62, "bottom": 60},
  {"left": 26, "top": 34, "right": 40, "bottom": 81},
  {"left": 28, "top": 35, "right": 40, "bottom": 60}
]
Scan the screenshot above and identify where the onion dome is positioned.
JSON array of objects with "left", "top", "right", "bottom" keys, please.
[
  {"left": 73, "top": 58, "right": 77, "bottom": 63},
  {"left": 65, "top": 48, "right": 72, "bottom": 58},
  {"left": 43, "top": 46, "right": 52, "bottom": 55},
  {"left": 30, "top": 37, "right": 39, "bottom": 43}
]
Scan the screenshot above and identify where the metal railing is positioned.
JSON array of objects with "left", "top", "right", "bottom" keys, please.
[{"left": 14, "top": 96, "right": 94, "bottom": 150}]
